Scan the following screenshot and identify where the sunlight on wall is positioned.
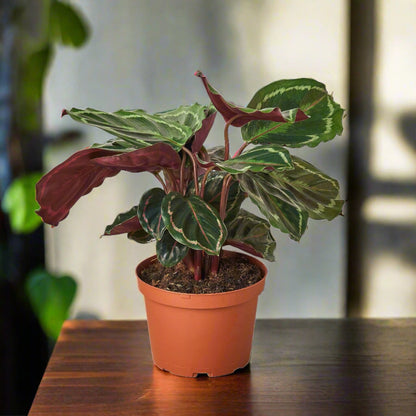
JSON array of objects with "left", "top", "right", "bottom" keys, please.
[
  {"left": 363, "top": 197, "right": 416, "bottom": 224},
  {"left": 364, "top": 0, "right": 416, "bottom": 316},
  {"left": 364, "top": 253, "right": 416, "bottom": 317}
]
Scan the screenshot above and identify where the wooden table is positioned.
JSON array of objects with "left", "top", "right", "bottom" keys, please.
[{"left": 29, "top": 319, "right": 416, "bottom": 416}]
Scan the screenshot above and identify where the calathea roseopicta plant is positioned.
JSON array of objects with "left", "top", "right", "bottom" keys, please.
[{"left": 36, "top": 71, "right": 344, "bottom": 281}]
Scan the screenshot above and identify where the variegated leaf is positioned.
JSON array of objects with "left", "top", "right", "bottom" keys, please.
[
  {"left": 207, "top": 146, "right": 225, "bottom": 163},
  {"left": 104, "top": 205, "right": 142, "bottom": 235},
  {"left": 138, "top": 188, "right": 166, "bottom": 240},
  {"left": 63, "top": 104, "right": 213, "bottom": 151},
  {"left": 161, "top": 192, "right": 227, "bottom": 255},
  {"left": 216, "top": 145, "right": 293, "bottom": 174},
  {"left": 241, "top": 78, "right": 344, "bottom": 148},
  {"left": 275, "top": 156, "right": 344, "bottom": 220},
  {"left": 156, "top": 231, "right": 189, "bottom": 267},
  {"left": 127, "top": 229, "right": 154, "bottom": 244},
  {"left": 195, "top": 71, "right": 307, "bottom": 127},
  {"left": 156, "top": 103, "right": 213, "bottom": 135},
  {"left": 238, "top": 173, "right": 309, "bottom": 241},
  {"left": 187, "top": 171, "right": 246, "bottom": 221},
  {"left": 91, "top": 137, "right": 146, "bottom": 152},
  {"left": 225, "top": 209, "right": 276, "bottom": 261},
  {"left": 191, "top": 108, "right": 217, "bottom": 153}
]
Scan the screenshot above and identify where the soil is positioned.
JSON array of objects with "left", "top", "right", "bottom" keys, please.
[{"left": 140, "top": 253, "right": 264, "bottom": 294}]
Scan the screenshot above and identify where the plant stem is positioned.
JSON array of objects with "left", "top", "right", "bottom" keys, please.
[
  {"left": 194, "top": 250, "right": 202, "bottom": 281},
  {"left": 183, "top": 250, "right": 195, "bottom": 272},
  {"left": 210, "top": 255, "right": 220, "bottom": 277},
  {"left": 182, "top": 147, "right": 200, "bottom": 195},
  {"left": 223, "top": 115, "right": 241, "bottom": 161},
  {"left": 219, "top": 174, "right": 233, "bottom": 220},
  {"left": 233, "top": 142, "right": 249, "bottom": 158},
  {"left": 200, "top": 165, "right": 215, "bottom": 198},
  {"left": 163, "top": 169, "right": 179, "bottom": 192},
  {"left": 154, "top": 172, "right": 168, "bottom": 193},
  {"left": 179, "top": 152, "right": 187, "bottom": 195}
]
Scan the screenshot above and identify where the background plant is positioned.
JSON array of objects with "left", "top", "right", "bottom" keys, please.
[
  {"left": 36, "top": 71, "right": 344, "bottom": 281},
  {"left": 0, "top": 1, "right": 88, "bottom": 413}
]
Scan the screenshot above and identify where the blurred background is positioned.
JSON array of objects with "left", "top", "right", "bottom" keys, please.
[{"left": 1, "top": 0, "right": 415, "bottom": 414}]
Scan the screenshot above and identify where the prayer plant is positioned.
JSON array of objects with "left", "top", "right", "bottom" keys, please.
[{"left": 36, "top": 71, "right": 344, "bottom": 280}]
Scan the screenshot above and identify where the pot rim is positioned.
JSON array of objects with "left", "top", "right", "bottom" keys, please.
[{"left": 136, "top": 250, "right": 267, "bottom": 309}]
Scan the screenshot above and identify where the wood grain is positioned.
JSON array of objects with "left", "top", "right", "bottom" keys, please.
[{"left": 29, "top": 319, "right": 416, "bottom": 416}]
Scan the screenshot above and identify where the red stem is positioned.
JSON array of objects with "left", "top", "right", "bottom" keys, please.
[
  {"left": 193, "top": 251, "right": 202, "bottom": 281},
  {"left": 219, "top": 174, "right": 233, "bottom": 220},
  {"left": 223, "top": 115, "right": 241, "bottom": 161},
  {"left": 210, "top": 255, "right": 220, "bottom": 277},
  {"left": 179, "top": 152, "right": 187, "bottom": 195},
  {"left": 233, "top": 142, "right": 249, "bottom": 158},
  {"left": 163, "top": 169, "right": 179, "bottom": 192},
  {"left": 182, "top": 147, "right": 200, "bottom": 195},
  {"left": 154, "top": 172, "right": 168, "bottom": 193},
  {"left": 200, "top": 165, "right": 215, "bottom": 198}
]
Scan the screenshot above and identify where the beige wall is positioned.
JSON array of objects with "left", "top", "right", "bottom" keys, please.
[{"left": 44, "top": 0, "right": 348, "bottom": 319}]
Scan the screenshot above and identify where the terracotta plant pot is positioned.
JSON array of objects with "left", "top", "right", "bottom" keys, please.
[{"left": 136, "top": 251, "right": 267, "bottom": 377}]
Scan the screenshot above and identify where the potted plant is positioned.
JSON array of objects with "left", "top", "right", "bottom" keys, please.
[{"left": 36, "top": 71, "right": 344, "bottom": 377}]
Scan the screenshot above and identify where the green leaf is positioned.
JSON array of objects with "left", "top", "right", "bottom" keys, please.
[
  {"left": 207, "top": 146, "right": 225, "bottom": 163},
  {"left": 156, "top": 231, "right": 188, "bottom": 267},
  {"left": 18, "top": 45, "right": 53, "bottom": 131},
  {"left": 241, "top": 78, "right": 344, "bottom": 148},
  {"left": 25, "top": 269, "right": 77, "bottom": 340},
  {"left": 216, "top": 145, "right": 293, "bottom": 174},
  {"left": 49, "top": 0, "right": 90, "bottom": 47},
  {"left": 275, "top": 156, "right": 344, "bottom": 220},
  {"left": 161, "top": 192, "right": 227, "bottom": 255},
  {"left": 128, "top": 229, "right": 155, "bottom": 244},
  {"left": 156, "top": 103, "right": 213, "bottom": 134},
  {"left": 226, "top": 209, "right": 276, "bottom": 261},
  {"left": 238, "top": 172, "right": 309, "bottom": 241},
  {"left": 138, "top": 188, "right": 166, "bottom": 240},
  {"left": 91, "top": 138, "right": 144, "bottom": 152},
  {"left": 64, "top": 104, "right": 212, "bottom": 152},
  {"left": 187, "top": 171, "right": 246, "bottom": 221},
  {"left": 2, "top": 173, "right": 43, "bottom": 234}
]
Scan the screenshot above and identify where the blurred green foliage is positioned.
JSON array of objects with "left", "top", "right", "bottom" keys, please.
[
  {"left": 2, "top": 172, "right": 43, "bottom": 234},
  {"left": 25, "top": 269, "right": 77, "bottom": 340}
]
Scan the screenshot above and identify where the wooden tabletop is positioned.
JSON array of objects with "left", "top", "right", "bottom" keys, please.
[{"left": 29, "top": 319, "right": 416, "bottom": 416}]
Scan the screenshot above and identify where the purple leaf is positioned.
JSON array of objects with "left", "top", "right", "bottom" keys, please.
[
  {"left": 107, "top": 216, "right": 142, "bottom": 235},
  {"left": 191, "top": 110, "right": 217, "bottom": 153},
  {"left": 36, "top": 148, "right": 121, "bottom": 226},
  {"left": 195, "top": 71, "right": 308, "bottom": 127},
  {"left": 104, "top": 206, "right": 143, "bottom": 236},
  {"left": 92, "top": 143, "right": 181, "bottom": 172}
]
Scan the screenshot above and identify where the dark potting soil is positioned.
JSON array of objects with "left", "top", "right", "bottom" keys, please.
[{"left": 140, "top": 254, "right": 263, "bottom": 294}]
